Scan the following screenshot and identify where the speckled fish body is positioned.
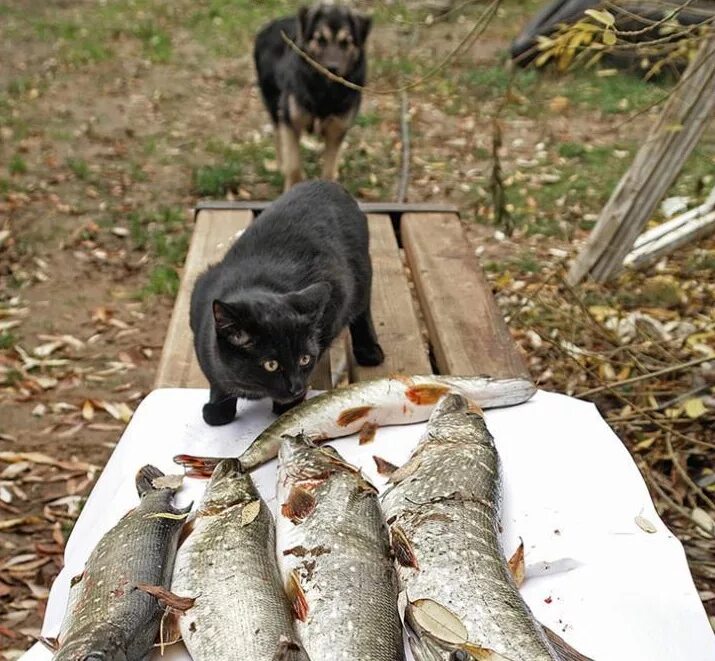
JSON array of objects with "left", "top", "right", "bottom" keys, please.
[
  {"left": 380, "top": 394, "right": 559, "bottom": 661},
  {"left": 238, "top": 374, "right": 536, "bottom": 471},
  {"left": 276, "top": 435, "right": 405, "bottom": 661},
  {"left": 55, "top": 465, "right": 189, "bottom": 661},
  {"left": 171, "top": 459, "right": 307, "bottom": 661}
]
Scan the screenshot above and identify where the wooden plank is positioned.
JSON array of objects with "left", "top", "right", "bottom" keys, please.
[
  {"left": 401, "top": 213, "right": 529, "bottom": 380},
  {"left": 195, "top": 200, "right": 459, "bottom": 215},
  {"left": 154, "top": 209, "right": 252, "bottom": 388},
  {"left": 350, "top": 214, "right": 431, "bottom": 381}
]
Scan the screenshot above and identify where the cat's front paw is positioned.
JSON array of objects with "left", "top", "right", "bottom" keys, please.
[
  {"left": 353, "top": 342, "right": 385, "bottom": 367},
  {"left": 202, "top": 399, "right": 237, "bottom": 426}
]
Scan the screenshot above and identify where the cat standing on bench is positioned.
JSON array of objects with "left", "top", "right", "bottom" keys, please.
[{"left": 190, "top": 181, "right": 384, "bottom": 426}]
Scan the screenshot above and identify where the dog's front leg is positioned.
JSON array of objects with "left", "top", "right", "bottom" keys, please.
[
  {"left": 321, "top": 115, "right": 351, "bottom": 181},
  {"left": 279, "top": 123, "right": 303, "bottom": 191}
]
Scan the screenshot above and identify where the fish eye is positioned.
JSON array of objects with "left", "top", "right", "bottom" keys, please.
[
  {"left": 299, "top": 354, "right": 312, "bottom": 367},
  {"left": 263, "top": 360, "right": 280, "bottom": 372}
]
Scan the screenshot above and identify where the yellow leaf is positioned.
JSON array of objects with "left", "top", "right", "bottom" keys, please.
[
  {"left": 684, "top": 398, "right": 707, "bottom": 419},
  {"left": 82, "top": 400, "right": 94, "bottom": 421},
  {"left": 585, "top": 8, "right": 615, "bottom": 26},
  {"left": 602, "top": 29, "right": 617, "bottom": 46}
]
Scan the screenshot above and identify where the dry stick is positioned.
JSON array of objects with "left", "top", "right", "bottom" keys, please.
[
  {"left": 640, "top": 461, "right": 715, "bottom": 538},
  {"left": 397, "top": 90, "right": 411, "bottom": 204},
  {"left": 280, "top": 0, "right": 502, "bottom": 95},
  {"left": 578, "top": 355, "right": 713, "bottom": 397},
  {"left": 375, "top": 0, "right": 488, "bottom": 27},
  {"left": 530, "top": 322, "right": 715, "bottom": 449},
  {"left": 606, "top": 0, "right": 700, "bottom": 37},
  {"left": 665, "top": 433, "right": 715, "bottom": 510}
]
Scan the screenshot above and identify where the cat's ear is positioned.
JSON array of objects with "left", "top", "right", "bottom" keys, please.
[
  {"left": 285, "top": 282, "right": 332, "bottom": 317},
  {"left": 212, "top": 300, "right": 253, "bottom": 348}
]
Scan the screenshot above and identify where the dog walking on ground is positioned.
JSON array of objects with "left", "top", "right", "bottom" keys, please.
[{"left": 254, "top": 4, "right": 371, "bottom": 191}]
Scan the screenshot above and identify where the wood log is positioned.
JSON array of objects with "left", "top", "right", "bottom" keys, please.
[
  {"left": 624, "top": 209, "right": 715, "bottom": 269},
  {"left": 567, "top": 32, "right": 715, "bottom": 284}
]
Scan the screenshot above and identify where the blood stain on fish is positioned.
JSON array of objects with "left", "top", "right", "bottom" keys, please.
[
  {"left": 336, "top": 405, "right": 374, "bottom": 427},
  {"left": 405, "top": 384, "right": 450, "bottom": 405}
]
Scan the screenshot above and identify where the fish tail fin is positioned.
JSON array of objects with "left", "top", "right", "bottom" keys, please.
[
  {"left": 136, "top": 465, "right": 165, "bottom": 496},
  {"left": 173, "top": 453, "right": 221, "bottom": 478}
]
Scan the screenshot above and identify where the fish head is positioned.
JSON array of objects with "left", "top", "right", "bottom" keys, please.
[
  {"left": 426, "top": 393, "right": 491, "bottom": 445},
  {"left": 200, "top": 458, "right": 258, "bottom": 511},
  {"left": 55, "top": 625, "right": 128, "bottom": 661},
  {"left": 279, "top": 434, "right": 359, "bottom": 485}
]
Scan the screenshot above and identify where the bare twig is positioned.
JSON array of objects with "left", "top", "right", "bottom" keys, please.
[{"left": 578, "top": 355, "right": 713, "bottom": 397}]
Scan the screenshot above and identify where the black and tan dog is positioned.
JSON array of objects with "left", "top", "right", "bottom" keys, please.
[{"left": 254, "top": 4, "right": 371, "bottom": 191}]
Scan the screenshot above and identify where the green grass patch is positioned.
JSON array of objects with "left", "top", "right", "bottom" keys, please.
[
  {"left": 195, "top": 138, "right": 280, "bottom": 197},
  {"left": 67, "top": 157, "right": 90, "bottom": 180},
  {"left": 141, "top": 265, "right": 180, "bottom": 298},
  {"left": 9, "top": 154, "right": 27, "bottom": 175},
  {"left": 129, "top": 207, "right": 188, "bottom": 300},
  {"left": 134, "top": 21, "right": 172, "bottom": 63},
  {"left": 552, "top": 70, "right": 666, "bottom": 114},
  {"left": 0, "top": 331, "right": 16, "bottom": 350}
]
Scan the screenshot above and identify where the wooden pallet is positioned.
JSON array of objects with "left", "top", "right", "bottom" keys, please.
[{"left": 154, "top": 203, "right": 529, "bottom": 390}]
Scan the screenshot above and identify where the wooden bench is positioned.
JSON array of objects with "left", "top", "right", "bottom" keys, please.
[{"left": 154, "top": 202, "right": 530, "bottom": 390}]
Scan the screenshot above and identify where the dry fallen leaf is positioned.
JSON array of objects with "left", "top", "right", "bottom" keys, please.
[
  {"left": 691, "top": 507, "right": 715, "bottom": 537},
  {"left": 635, "top": 514, "right": 657, "bottom": 534},
  {"left": 152, "top": 474, "right": 183, "bottom": 490},
  {"left": 82, "top": 400, "right": 94, "bottom": 421},
  {"left": 409, "top": 598, "right": 468, "bottom": 645},
  {"left": 136, "top": 583, "right": 195, "bottom": 612},
  {"left": 241, "top": 500, "right": 261, "bottom": 527}
]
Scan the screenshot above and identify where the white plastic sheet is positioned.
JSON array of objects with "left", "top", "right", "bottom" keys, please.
[{"left": 22, "top": 388, "right": 715, "bottom": 661}]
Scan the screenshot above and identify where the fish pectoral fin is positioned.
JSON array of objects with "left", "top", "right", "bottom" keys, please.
[
  {"left": 542, "top": 625, "right": 595, "bottom": 661},
  {"left": 135, "top": 583, "right": 196, "bottom": 612},
  {"left": 39, "top": 636, "right": 59, "bottom": 652},
  {"left": 507, "top": 538, "right": 525, "bottom": 588},
  {"left": 272, "top": 635, "right": 304, "bottom": 660}
]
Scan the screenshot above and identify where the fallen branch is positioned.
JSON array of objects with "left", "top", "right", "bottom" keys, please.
[{"left": 578, "top": 355, "right": 713, "bottom": 397}]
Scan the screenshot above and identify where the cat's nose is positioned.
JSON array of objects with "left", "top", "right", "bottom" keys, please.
[{"left": 286, "top": 376, "right": 306, "bottom": 398}]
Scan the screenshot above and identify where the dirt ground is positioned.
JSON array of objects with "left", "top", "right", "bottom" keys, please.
[{"left": 1, "top": 0, "right": 714, "bottom": 655}]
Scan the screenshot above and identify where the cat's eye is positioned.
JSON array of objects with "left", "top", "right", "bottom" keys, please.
[
  {"left": 263, "top": 360, "right": 280, "bottom": 372},
  {"left": 299, "top": 354, "right": 312, "bottom": 367}
]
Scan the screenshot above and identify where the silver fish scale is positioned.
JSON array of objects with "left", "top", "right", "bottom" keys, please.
[
  {"left": 381, "top": 408, "right": 558, "bottom": 661},
  {"left": 56, "top": 484, "right": 185, "bottom": 660},
  {"left": 277, "top": 441, "right": 405, "bottom": 661},
  {"left": 172, "top": 498, "right": 306, "bottom": 660},
  {"left": 239, "top": 375, "right": 536, "bottom": 471}
]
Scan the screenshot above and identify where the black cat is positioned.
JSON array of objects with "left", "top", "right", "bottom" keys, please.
[{"left": 190, "top": 180, "right": 384, "bottom": 426}]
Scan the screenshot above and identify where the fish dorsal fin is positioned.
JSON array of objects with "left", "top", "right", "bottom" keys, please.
[{"left": 542, "top": 626, "right": 594, "bottom": 661}]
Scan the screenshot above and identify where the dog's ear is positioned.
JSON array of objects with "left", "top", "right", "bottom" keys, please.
[
  {"left": 349, "top": 12, "right": 372, "bottom": 47},
  {"left": 297, "top": 6, "right": 316, "bottom": 43}
]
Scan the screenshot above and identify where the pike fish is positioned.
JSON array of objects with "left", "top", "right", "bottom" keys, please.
[
  {"left": 276, "top": 435, "right": 405, "bottom": 661},
  {"left": 380, "top": 393, "right": 562, "bottom": 661},
  {"left": 55, "top": 465, "right": 189, "bottom": 661},
  {"left": 236, "top": 374, "right": 535, "bottom": 472},
  {"left": 171, "top": 459, "right": 307, "bottom": 661}
]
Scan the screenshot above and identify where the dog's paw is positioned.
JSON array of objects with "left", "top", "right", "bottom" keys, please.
[
  {"left": 202, "top": 400, "right": 236, "bottom": 426},
  {"left": 353, "top": 342, "right": 385, "bottom": 367}
]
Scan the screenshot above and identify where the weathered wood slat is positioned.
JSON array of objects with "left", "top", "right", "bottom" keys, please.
[
  {"left": 350, "top": 214, "right": 431, "bottom": 381},
  {"left": 401, "top": 212, "right": 529, "bottom": 380},
  {"left": 154, "top": 209, "right": 252, "bottom": 388}
]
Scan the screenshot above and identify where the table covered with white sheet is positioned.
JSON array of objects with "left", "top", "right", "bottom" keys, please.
[{"left": 21, "top": 388, "right": 715, "bottom": 661}]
